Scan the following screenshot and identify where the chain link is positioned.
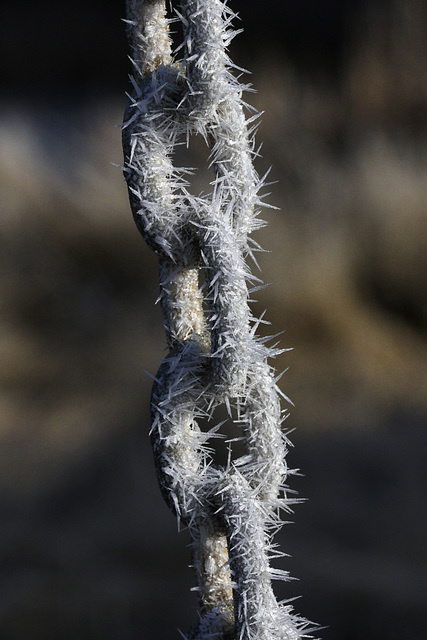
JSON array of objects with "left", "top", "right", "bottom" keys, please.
[{"left": 122, "top": 1, "right": 310, "bottom": 638}]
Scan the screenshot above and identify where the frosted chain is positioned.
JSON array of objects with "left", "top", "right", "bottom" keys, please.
[{"left": 122, "top": 1, "right": 310, "bottom": 638}]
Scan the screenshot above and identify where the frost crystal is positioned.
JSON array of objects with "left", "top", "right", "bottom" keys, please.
[{"left": 122, "top": 1, "right": 313, "bottom": 638}]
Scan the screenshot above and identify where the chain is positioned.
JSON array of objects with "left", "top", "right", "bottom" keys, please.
[{"left": 122, "top": 1, "right": 310, "bottom": 638}]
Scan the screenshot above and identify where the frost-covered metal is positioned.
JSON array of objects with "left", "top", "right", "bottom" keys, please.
[{"left": 122, "top": 1, "right": 311, "bottom": 638}]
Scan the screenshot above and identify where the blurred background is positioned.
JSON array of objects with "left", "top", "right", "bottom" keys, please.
[{"left": 1, "top": 0, "right": 426, "bottom": 638}]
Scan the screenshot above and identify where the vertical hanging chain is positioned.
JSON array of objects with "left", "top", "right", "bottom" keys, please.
[{"left": 122, "top": 1, "right": 311, "bottom": 638}]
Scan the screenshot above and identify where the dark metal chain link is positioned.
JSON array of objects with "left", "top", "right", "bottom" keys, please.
[{"left": 122, "top": 2, "right": 308, "bottom": 638}]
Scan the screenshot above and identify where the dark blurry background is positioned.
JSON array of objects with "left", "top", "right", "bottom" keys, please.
[{"left": 1, "top": 0, "right": 426, "bottom": 638}]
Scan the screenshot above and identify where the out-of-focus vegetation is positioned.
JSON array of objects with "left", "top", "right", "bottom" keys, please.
[{"left": 0, "top": 1, "right": 426, "bottom": 638}]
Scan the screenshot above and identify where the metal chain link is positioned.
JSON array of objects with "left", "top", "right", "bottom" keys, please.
[{"left": 122, "top": 1, "right": 311, "bottom": 638}]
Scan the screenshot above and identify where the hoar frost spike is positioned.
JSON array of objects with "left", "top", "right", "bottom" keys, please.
[{"left": 122, "top": 1, "right": 314, "bottom": 638}]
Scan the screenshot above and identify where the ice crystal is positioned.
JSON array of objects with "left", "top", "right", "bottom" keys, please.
[{"left": 122, "top": 1, "right": 314, "bottom": 638}]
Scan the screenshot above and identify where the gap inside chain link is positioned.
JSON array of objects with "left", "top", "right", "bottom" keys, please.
[
  {"left": 195, "top": 399, "right": 250, "bottom": 469},
  {"left": 174, "top": 132, "right": 216, "bottom": 200}
]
